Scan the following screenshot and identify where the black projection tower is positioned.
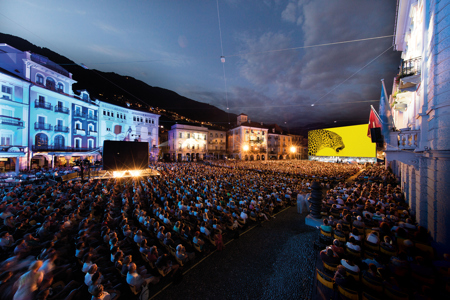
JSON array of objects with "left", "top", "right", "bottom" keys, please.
[{"left": 103, "top": 141, "right": 149, "bottom": 171}]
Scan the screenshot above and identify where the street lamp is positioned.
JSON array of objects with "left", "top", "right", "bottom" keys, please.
[{"left": 290, "top": 146, "right": 296, "bottom": 160}]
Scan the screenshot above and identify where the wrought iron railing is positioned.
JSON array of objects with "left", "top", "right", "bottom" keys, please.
[
  {"left": 55, "top": 105, "right": 70, "bottom": 114},
  {"left": 34, "top": 122, "right": 53, "bottom": 131},
  {"left": 400, "top": 57, "right": 421, "bottom": 78},
  {"left": 54, "top": 125, "right": 70, "bottom": 133},
  {"left": 35, "top": 100, "right": 53, "bottom": 110},
  {"left": 0, "top": 115, "right": 24, "bottom": 127}
]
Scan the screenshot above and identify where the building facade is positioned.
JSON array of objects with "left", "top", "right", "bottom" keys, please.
[
  {"left": 98, "top": 101, "right": 160, "bottom": 161},
  {"left": 227, "top": 114, "right": 268, "bottom": 161},
  {"left": 385, "top": 0, "right": 450, "bottom": 252},
  {"left": 168, "top": 124, "right": 207, "bottom": 161},
  {"left": 267, "top": 125, "right": 294, "bottom": 160},
  {"left": 0, "top": 43, "right": 161, "bottom": 171},
  {"left": 207, "top": 129, "right": 227, "bottom": 159},
  {"left": 0, "top": 69, "right": 30, "bottom": 172}
]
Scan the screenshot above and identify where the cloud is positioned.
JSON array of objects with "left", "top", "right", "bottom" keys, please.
[
  {"left": 230, "top": 0, "right": 400, "bottom": 126},
  {"left": 94, "top": 21, "right": 123, "bottom": 35},
  {"left": 87, "top": 45, "right": 133, "bottom": 59},
  {"left": 281, "top": 1, "right": 303, "bottom": 25}
]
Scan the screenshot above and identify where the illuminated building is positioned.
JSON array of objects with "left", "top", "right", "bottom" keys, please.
[
  {"left": 385, "top": 0, "right": 450, "bottom": 252},
  {"left": 227, "top": 114, "right": 268, "bottom": 161},
  {"left": 207, "top": 129, "right": 227, "bottom": 159},
  {"left": 168, "top": 124, "right": 207, "bottom": 161},
  {"left": 267, "top": 124, "right": 293, "bottom": 160}
]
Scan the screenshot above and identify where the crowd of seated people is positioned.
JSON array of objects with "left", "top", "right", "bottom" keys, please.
[
  {"left": 0, "top": 160, "right": 368, "bottom": 299},
  {"left": 317, "top": 165, "right": 450, "bottom": 299}
]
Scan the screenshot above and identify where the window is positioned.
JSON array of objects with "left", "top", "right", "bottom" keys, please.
[
  {"left": 2, "top": 109, "right": 12, "bottom": 117},
  {"left": 57, "top": 101, "right": 63, "bottom": 109},
  {"left": 179, "top": 132, "right": 182, "bottom": 138},
  {"left": 111, "top": 113, "right": 114, "bottom": 118},
  {"left": 46, "top": 77, "right": 55, "bottom": 90},
  {"left": 88, "top": 124, "right": 94, "bottom": 132},
  {"left": 57, "top": 82, "right": 64, "bottom": 92},
  {"left": 75, "top": 106, "right": 81, "bottom": 116},
  {"left": 38, "top": 116, "right": 45, "bottom": 124},
  {"left": 107, "top": 111, "right": 110, "bottom": 116},
  {"left": 82, "top": 93, "right": 89, "bottom": 100},
  {"left": 57, "top": 119, "right": 63, "bottom": 127},
  {"left": 38, "top": 95, "right": 45, "bottom": 104},
  {"left": 187, "top": 133, "right": 190, "bottom": 138},
  {"left": 36, "top": 74, "right": 44, "bottom": 85},
  {"left": 0, "top": 134, "right": 12, "bottom": 146},
  {"left": 215, "top": 133, "right": 218, "bottom": 138},
  {"left": 1, "top": 85, "right": 12, "bottom": 99},
  {"left": 133, "top": 116, "right": 136, "bottom": 121},
  {"left": 178, "top": 143, "right": 182, "bottom": 150},
  {"left": 88, "top": 110, "right": 94, "bottom": 119},
  {"left": 103, "top": 110, "right": 106, "bottom": 115},
  {"left": 75, "top": 122, "right": 82, "bottom": 130},
  {"left": 88, "top": 139, "right": 94, "bottom": 149},
  {"left": 75, "top": 138, "right": 81, "bottom": 149},
  {"left": 210, "top": 133, "right": 213, "bottom": 137},
  {"left": 220, "top": 134, "right": 223, "bottom": 138},
  {"left": 140, "top": 117, "right": 143, "bottom": 122},
  {"left": 54, "top": 135, "right": 65, "bottom": 149},
  {"left": 35, "top": 133, "right": 48, "bottom": 147}
]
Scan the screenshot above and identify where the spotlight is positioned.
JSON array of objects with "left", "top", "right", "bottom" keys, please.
[
  {"left": 113, "top": 171, "right": 125, "bottom": 178},
  {"left": 130, "top": 170, "right": 141, "bottom": 177},
  {"left": 311, "top": 104, "right": 315, "bottom": 107}
]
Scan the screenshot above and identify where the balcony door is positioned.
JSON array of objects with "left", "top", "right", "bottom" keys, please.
[
  {"left": 35, "top": 133, "right": 48, "bottom": 148},
  {"left": 38, "top": 116, "right": 45, "bottom": 126},
  {"left": 54, "top": 135, "right": 65, "bottom": 150}
]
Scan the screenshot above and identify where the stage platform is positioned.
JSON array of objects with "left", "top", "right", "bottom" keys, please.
[{"left": 61, "top": 168, "right": 161, "bottom": 181}]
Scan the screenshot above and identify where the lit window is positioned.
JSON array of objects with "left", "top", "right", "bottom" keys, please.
[{"left": 36, "top": 74, "right": 44, "bottom": 85}]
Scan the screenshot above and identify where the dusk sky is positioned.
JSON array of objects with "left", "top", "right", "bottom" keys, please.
[{"left": 1, "top": 0, "right": 401, "bottom": 128}]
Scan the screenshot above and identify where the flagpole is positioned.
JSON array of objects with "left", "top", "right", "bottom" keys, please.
[{"left": 370, "top": 105, "right": 382, "bottom": 122}]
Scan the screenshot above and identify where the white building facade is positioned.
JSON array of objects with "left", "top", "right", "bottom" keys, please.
[
  {"left": 168, "top": 124, "right": 207, "bottom": 161},
  {"left": 98, "top": 102, "right": 160, "bottom": 161},
  {"left": 0, "top": 70, "right": 30, "bottom": 172},
  {"left": 227, "top": 114, "right": 268, "bottom": 161},
  {"left": 207, "top": 129, "right": 227, "bottom": 159},
  {"left": 385, "top": 0, "right": 450, "bottom": 252}
]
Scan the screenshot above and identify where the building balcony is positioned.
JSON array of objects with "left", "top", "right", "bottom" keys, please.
[
  {"left": 74, "top": 128, "right": 85, "bottom": 135},
  {"left": 32, "top": 145, "right": 94, "bottom": 152},
  {"left": 87, "top": 114, "right": 97, "bottom": 121},
  {"left": 399, "top": 57, "right": 421, "bottom": 79},
  {"left": 55, "top": 105, "right": 70, "bottom": 114},
  {"left": 87, "top": 130, "right": 97, "bottom": 136},
  {"left": 0, "top": 115, "right": 24, "bottom": 128},
  {"left": 398, "top": 130, "right": 420, "bottom": 150},
  {"left": 54, "top": 125, "right": 70, "bottom": 133},
  {"left": 34, "top": 122, "right": 53, "bottom": 131},
  {"left": 73, "top": 111, "right": 84, "bottom": 118},
  {"left": 35, "top": 100, "right": 52, "bottom": 110}
]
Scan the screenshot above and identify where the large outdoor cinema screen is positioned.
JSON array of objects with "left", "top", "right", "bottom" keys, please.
[{"left": 308, "top": 124, "right": 375, "bottom": 158}]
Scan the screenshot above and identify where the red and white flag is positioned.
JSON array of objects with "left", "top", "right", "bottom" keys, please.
[{"left": 368, "top": 105, "right": 382, "bottom": 137}]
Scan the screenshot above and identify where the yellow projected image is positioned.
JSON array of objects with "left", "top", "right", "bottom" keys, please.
[{"left": 308, "top": 124, "right": 375, "bottom": 158}]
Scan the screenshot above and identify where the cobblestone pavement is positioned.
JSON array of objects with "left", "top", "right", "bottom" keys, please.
[{"left": 150, "top": 206, "right": 318, "bottom": 300}]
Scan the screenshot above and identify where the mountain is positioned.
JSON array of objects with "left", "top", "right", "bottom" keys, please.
[{"left": 0, "top": 33, "right": 237, "bottom": 128}]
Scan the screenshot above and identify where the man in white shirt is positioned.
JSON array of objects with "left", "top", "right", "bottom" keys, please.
[
  {"left": 296, "top": 190, "right": 307, "bottom": 214},
  {"left": 240, "top": 209, "right": 248, "bottom": 224},
  {"left": 126, "top": 263, "right": 159, "bottom": 291}
]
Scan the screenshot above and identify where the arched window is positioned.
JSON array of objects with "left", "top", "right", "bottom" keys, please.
[
  {"left": 36, "top": 74, "right": 44, "bottom": 85},
  {"left": 54, "top": 135, "right": 65, "bottom": 149},
  {"left": 35, "top": 133, "right": 48, "bottom": 148},
  {"left": 57, "top": 82, "right": 64, "bottom": 92},
  {"left": 46, "top": 77, "right": 55, "bottom": 90}
]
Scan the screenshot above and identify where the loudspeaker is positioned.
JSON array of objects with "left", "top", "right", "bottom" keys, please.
[
  {"left": 370, "top": 128, "right": 383, "bottom": 143},
  {"left": 103, "top": 141, "right": 149, "bottom": 171}
]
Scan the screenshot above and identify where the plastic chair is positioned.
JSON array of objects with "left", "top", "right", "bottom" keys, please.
[
  {"left": 362, "top": 292, "right": 382, "bottom": 300},
  {"left": 384, "top": 284, "right": 408, "bottom": 300},
  {"left": 337, "top": 285, "right": 359, "bottom": 300},
  {"left": 316, "top": 268, "right": 335, "bottom": 298},
  {"left": 362, "top": 274, "right": 383, "bottom": 293},
  {"left": 322, "top": 261, "right": 338, "bottom": 273},
  {"left": 346, "top": 247, "right": 362, "bottom": 258}
]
